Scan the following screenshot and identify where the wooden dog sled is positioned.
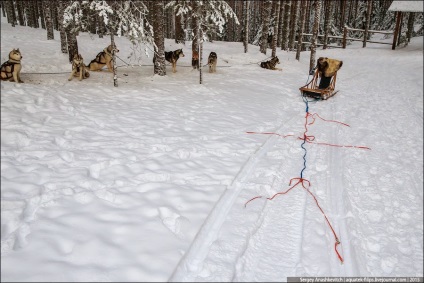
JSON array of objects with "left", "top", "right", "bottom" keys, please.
[{"left": 299, "top": 68, "right": 339, "bottom": 100}]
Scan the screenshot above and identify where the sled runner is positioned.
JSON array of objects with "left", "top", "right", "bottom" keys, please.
[{"left": 299, "top": 68, "right": 339, "bottom": 100}]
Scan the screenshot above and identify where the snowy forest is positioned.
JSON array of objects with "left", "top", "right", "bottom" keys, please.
[{"left": 2, "top": 0, "right": 423, "bottom": 75}]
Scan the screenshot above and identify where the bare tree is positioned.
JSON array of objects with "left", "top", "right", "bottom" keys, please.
[{"left": 58, "top": 1, "right": 68, "bottom": 53}]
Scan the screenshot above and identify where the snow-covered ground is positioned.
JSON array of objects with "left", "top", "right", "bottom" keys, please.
[{"left": 1, "top": 16, "right": 423, "bottom": 282}]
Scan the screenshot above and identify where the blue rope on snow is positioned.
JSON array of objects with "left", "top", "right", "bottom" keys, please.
[{"left": 299, "top": 96, "right": 309, "bottom": 179}]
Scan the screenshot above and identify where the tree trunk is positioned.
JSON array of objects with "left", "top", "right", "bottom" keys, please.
[
  {"left": 153, "top": 1, "right": 166, "bottom": 76},
  {"left": 39, "top": 0, "right": 45, "bottom": 29},
  {"left": 277, "top": 0, "right": 284, "bottom": 48},
  {"left": 192, "top": 0, "right": 199, "bottom": 55},
  {"left": 33, "top": 0, "right": 39, "bottom": 28},
  {"left": 281, "top": 0, "right": 291, "bottom": 50},
  {"left": 243, "top": 0, "right": 250, "bottom": 53},
  {"left": 109, "top": 33, "right": 118, "bottom": 87},
  {"left": 363, "top": 0, "right": 372, "bottom": 48},
  {"left": 58, "top": 1, "right": 67, "bottom": 53},
  {"left": 323, "top": 0, "right": 331, "bottom": 49},
  {"left": 1, "top": 1, "right": 6, "bottom": 17},
  {"left": 406, "top": 12, "right": 415, "bottom": 44},
  {"left": 16, "top": 0, "right": 25, "bottom": 26},
  {"left": 98, "top": 14, "right": 106, "bottom": 38},
  {"left": 340, "top": 0, "right": 346, "bottom": 31},
  {"left": 310, "top": 0, "right": 321, "bottom": 72},
  {"left": 29, "top": 0, "right": 37, "bottom": 28},
  {"left": 260, "top": 0, "right": 272, "bottom": 54},
  {"left": 296, "top": 0, "right": 307, "bottom": 61},
  {"left": 175, "top": 12, "right": 185, "bottom": 44},
  {"left": 52, "top": 3, "right": 58, "bottom": 30},
  {"left": 289, "top": 0, "right": 299, "bottom": 50},
  {"left": 227, "top": 0, "right": 235, "bottom": 42},
  {"left": 6, "top": 0, "right": 16, "bottom": 27},
  {"left": 43, "top": 1, "right": 54, "bottom": 40},
  {"left": 271, "top": 0, "right": 281, "bottom": 57},
  {"left": 66, "top": 29, "right": 79, "bottom": 63}
]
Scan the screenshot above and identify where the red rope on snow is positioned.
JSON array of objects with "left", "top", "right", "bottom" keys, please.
[
  {"left": 244, "top": 111, "right": 363, "bottom": 264},
  {"left": 244, "top": 176, "right": 344, "bottom": 263}
]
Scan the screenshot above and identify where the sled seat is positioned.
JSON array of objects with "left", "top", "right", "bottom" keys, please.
[{"left": 299, "top": 69, "right": 338, "bottom": 100}]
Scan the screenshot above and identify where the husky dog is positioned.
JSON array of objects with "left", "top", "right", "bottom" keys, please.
[
  {"left": 192, "top": 50, "right": 199, "bottom": 70},
  {"left": 165, "top": 49, "right": 185, "bottom": 73},
  {"left": 1, "top": 48, "right": 24, "bottom": 83},
  {"left": 69, "top": 53, "right": 90, "bottom": 81},
  {"left": 208, "top": 52, "right": 217, "bottom": 73},
  {"left": 86, "top": 44, "right": 119, "bottom": 72},
  {"left": 260, "top": 56, "right": 282, "bottom": 71}
]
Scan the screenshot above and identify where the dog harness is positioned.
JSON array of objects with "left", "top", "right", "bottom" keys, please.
[
  {"left": 90, "top": 47, "right": 114, "bottom": 65},
  {"left": 0, "top": 60, "right": 19, "bottom": 79}
]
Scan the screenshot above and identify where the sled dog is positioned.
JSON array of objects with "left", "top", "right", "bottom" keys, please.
[
  {"left": 87, "top": 44, "right": 119, "bottom": 72},
  {"left": 208, "top": 52, "right": 217, "bottom": 73},
  {"left": 192, "top": 50, "right": 199, "bottom": 70},
  {"left": 165, "top": 49, "right": 185, "bottom": 73},
  {"left": 1, "top": 48, "right": 23, "bottom": 83},
  {"left": 69, "top": 53, "right": 90, "bottom": 81},
  {"left": 260, "top": 56, "right": 282, "bottom": 71}
]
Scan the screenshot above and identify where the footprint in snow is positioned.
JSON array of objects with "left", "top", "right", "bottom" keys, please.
[{"left": 158, "top": 206, "right": 189, "bottom": 239}]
